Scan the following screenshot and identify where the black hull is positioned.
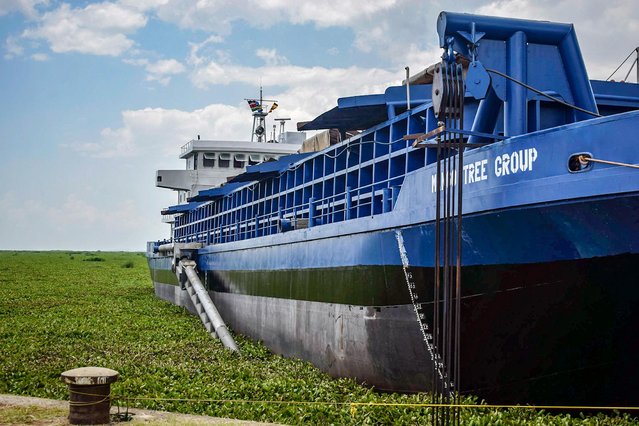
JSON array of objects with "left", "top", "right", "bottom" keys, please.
[
  {"left": 459, "top": 254, "right": 639, "bottom": 405},
  {"left": 150, "top": 253, "right": 639, "bottom": 405}
]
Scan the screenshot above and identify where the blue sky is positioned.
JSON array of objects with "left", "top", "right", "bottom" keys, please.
[{"left": 1, "top": 0, "right": 637, "bottom": 251}]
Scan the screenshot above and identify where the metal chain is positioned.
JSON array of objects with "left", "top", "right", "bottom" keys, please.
[{"left": 395, "top": 229, "right": 446, "bottom": 382}]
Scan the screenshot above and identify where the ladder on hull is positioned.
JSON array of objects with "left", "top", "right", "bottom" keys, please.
[{"left": 177, "top": 260, "right": 239, "bottom": 352}]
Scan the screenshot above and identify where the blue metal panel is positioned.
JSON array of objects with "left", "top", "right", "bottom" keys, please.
[
  {"left": 162, "top": 201, "right": 205, "bottom": 215},
  {"left": 189, "top": 181, "right": 255, "bottom": 202},
  {"left": 437, "top": 11, "right": 598, "bottom": 122},
  {"left": 229, "top": 152, "right": 313, "bottom": 183}
]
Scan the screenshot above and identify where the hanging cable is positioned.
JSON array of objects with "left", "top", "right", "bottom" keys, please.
[{"left": 431, "top": 58, "right": 465, "bottom": 426}]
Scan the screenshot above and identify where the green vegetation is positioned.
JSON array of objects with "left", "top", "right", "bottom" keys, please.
[
  {"left": 0, "top": 251, "right": 636, "bottom": 425},
  {"left": 0, "top": 404, "right": 67, "bottom": 425},
  {"left": 82, "top": 256, "right": 105, "bottom": 262}
]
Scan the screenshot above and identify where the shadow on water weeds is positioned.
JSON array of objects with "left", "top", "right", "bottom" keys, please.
[{"left": 0, "top": 251, "right": 636, "bottom": 425}]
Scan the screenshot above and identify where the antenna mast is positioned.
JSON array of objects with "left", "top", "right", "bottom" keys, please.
[{"left": 247, "top": 87, "right": 277, "bottom": 143}]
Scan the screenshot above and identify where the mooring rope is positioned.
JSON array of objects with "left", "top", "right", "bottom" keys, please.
[
  {"left": 67, "top": 388, "right": 111, "bottom": 407},
  {"left": 62, "top": 389, "right": 639, "bottom": 416},
  {"left": 110, "top": 394, "right": 639, "bottom": 412},
  {"left": 579, "top": 155, "right": 639, "bottom": 169}
]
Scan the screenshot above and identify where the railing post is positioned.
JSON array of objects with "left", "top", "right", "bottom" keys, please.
[
  {"left": 308, "top": 197, "right": 316, "bottom": 228},
  {"left": 345, "top": 187, "right": 352, "bottom": 220},
  {"left": 391, "top": 186, "right": 400, "bottom": 208},
  {"left": 382, "top": 188, "right": 392, "bottom": 213}
]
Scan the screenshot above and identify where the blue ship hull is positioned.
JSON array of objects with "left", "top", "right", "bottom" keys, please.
[
  {"left": 149, "top": 110, "right": 639, "bottom": 404},
  {"left": 148, "top": 11, "right": 639, "bottom": 405}
]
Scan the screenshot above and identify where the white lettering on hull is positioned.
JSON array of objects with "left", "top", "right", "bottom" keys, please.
[
  {"left": 495, "top": 148, "right": 537, "bottom": 177},
  {"left": 430, "top": 148, "right": 539, "bottom": 193}
]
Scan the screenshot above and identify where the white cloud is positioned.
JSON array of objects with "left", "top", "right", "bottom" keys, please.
[
  {"left": 187, "top": 34, "right": 225, "bottom": 66},
  {"left": 474, "top": 0, "right": 639, "bottom": 80},
  {"left": 4, "top": 36, "right": 24, "bottom": 59},
  {"left": 65, "top": 57, "right": 401, "bottom": 160},
  {"left": 149, "top": 0, "right": 638, "bottom": 78},
  {"left": 271, "top": 0, "right": 399, "bottom": 27},
  {"left": 255, "top": 48, "right": 288, "bottom": 66},
  {"left": 144, "top": 0, "right": 429, "bottom": 68},
  {"left": 31, "top": 52, "right": 48, "bottom": 61},
  {"left": 0, "top": 0, "right": 48, "bottom": 19},
  {"left": 146, "top": 58, "right": 185, "bottom": 75},
  {"left": 152, "top": 0, "right": 398, "bottom": 33},
  {"left": 22, "top": 2, "right": 147, "bottom": 56},
  {"left": 118, "top": 0, "right": 171, "bottom": 12},
  {"left": 191, "top": 61, "right": 399, "bottom": 116},
  {"left": 66, "top": 104, "right": 250, "bottom": 159},
  {"left": 145, "top": 58, "right": 186, "bottom": 85},
  {"left": 123, "top": 57, "right": 186, "bottom": 85}
]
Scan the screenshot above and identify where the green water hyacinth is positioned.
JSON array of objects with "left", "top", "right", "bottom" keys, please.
[{"left": 0, "top": 251, "right": 636, "bottom": 425}]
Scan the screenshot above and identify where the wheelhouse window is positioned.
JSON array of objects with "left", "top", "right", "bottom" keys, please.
[
  {"left": 203, "top": 153, "right": 216, "bottom": 168},
  {"left": 218, "top": 153, "right": 231, "bottom": 168},
  {"left": 234, "top": 154, "right": 247, "bottom": 169},
  {"left": 249, "top": 154, "right": 262, "bottom": 165}
]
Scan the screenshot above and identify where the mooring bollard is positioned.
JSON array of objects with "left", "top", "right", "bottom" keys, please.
[{"left": 60, "top": 367, "right": 119, "bottom": 425}]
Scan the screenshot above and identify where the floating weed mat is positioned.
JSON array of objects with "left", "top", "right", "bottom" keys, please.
[{"left": 0, "top": 251, "right": 637, "bottom": 425}]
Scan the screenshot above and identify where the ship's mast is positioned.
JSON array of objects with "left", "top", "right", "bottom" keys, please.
[{"left": 248, "top": 87, "right": 277, "bottom": 143}]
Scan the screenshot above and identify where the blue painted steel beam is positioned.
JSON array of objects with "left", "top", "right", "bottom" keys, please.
[
  {"left": 437, "top": 11, "right": 598, "bottom": 122},
  {"left": 470, "top": 86, "right": 501, "bottom": 144},
  {"left": 439, "top": 12, "right": 573, "bottom": 46},
  {"left": 506, "top": 31, "right": 528, "bottom": 136}
]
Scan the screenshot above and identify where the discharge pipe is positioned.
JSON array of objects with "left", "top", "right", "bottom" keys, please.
[
  {"left": 158, "top": 243, "right": 174, "bottom": 253},
  {"left": 180, "top": 260, "right": 239, "bottom": 352}
]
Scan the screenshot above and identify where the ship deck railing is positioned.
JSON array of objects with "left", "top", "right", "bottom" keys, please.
[
  {"left": 170, "top": 90, "right": 619, "bottom": 246},
  {"left": 173, "top": 175, "right": 401, "bottom": 245}
]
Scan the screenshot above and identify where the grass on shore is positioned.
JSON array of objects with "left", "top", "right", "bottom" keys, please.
[
  {"left": 0, "top": 251, "right": 636, "bottom": 425},
  {"left": 0, "top": 405, "right": 67, "bottom": 425}
]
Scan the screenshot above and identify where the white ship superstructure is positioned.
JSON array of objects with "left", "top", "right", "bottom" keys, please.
[{"left": 156, "top": 136, "right": 303, "bottom": 205}]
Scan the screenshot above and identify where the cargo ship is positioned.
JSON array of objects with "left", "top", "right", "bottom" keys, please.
[{"left": 147, "top": 12, "right": 639, "bottom": 405}]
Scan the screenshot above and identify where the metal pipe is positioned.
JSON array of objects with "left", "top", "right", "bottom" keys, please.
[
  {"left": 558, "top": 31, "right": 599, "bottom": 120},
  {"left": 405, "top": 67, "right": 411, "bottom": 110},
  {"left": 158, "top": 243, "right": 174, "bottom": 253},
  {"left": 506, "top": 31, "right": 527, "bottom": 136},
  {"left": 181, "top": 261, "right": 239, "bottom": 352}
]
